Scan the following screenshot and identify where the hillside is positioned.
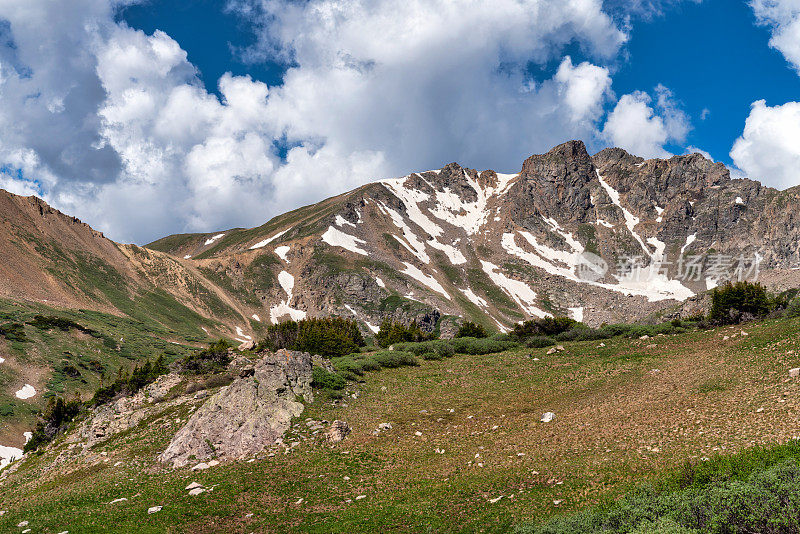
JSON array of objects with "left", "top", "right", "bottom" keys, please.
[{"left": 1, "top": 313, "right": 799, "bottom": 532}]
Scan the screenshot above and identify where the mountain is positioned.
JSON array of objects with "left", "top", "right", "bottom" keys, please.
[{"left": 146, "top": 140, "right": 800, "bottom": 334}]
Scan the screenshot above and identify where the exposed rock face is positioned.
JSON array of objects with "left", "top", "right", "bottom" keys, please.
[
  {"left": 80, "top": 373, "right": 183, "bottom": 447},
  {"left": 159, "top": 349, "right": 314, "bottom": 468}
]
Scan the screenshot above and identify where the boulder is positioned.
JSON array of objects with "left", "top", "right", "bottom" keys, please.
[
  {"left": 159, "top": 349, "right": 314, "bottom": 468},
  {"left": 790, "top": 368, "right": 800, "bottom": 378},
  {"left": 540, "top": 412, "right": 556, "bottom": 423},
  {"left": 238, "top": 340, "right": 255, "bottom": 351},
  {"left": 325, "top": 420, "right": 351, "bottom": 444}
]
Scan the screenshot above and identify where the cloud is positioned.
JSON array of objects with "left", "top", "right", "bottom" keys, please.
[
  {"left": 0, "top": 0, "right": 637, "bottom": 243},
  {"left": 685, "top": 146, "right": 714, "bottom": 161},
  {"left": 730, "top": 99, "right": 800, "bottom": 189},
  {"left": 751, "top": 0, "right": 800, "bottom": 72},
  {"left": 602, "top": 84, "right": 689, "bottom": 159}
]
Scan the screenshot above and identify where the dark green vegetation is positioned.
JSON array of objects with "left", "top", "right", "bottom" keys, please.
[
  {"left": 708, "top": 281, "right": 787, "bottom": 325},
  {"left": 174, "top": 340, "right": 233, "bottom": 375},
  {"left": 258, "top": 317, "right": 364, "bottom": 358},
  {"left": 90, "top": 356, "right": 169, "bottom": 406},
  {"left": 519, "top": 441, "right": 800, "bottom": 534},
  {"left": 22, "top": 396, "right": 82, "bottom": 453},
  {"left": 455, "top": 321, "right": 488, "bottom": 338},
  {"left": 375, "top": 319, "right": 433, "bottom": 347}
]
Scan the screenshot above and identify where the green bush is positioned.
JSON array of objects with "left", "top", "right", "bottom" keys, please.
[
  {"left": 0, "top": 323, "right": 27, "bottom": 343},
  {"left": 513, "top": 317, "right": 577, "bottom": 339},
  {"left": 709, "top": 281, "right": 771, "bottom": 325},
  {"left": 175, "top": 339, "right": 232, "bottom": 375},
  {"left": 258, "top": 317, "right": 364, "bottom": 357},
  {"left": 787, "top": 296, "right": 800, "bottom": 318},
  {"left": 392, "top": 340, "right": 455, "bottom": 359},
  {"left": 91, "top": 355, "right": 170, "bottom": 406},
  {"left": 450, "top": 337, "right": 517, "bottom": 355},
  {"left": 24, "top": 396, "right": 82, "bottom": 453},
  {"left": 375, "top": 320, "right": 433, "bottom": 348},
  {"left": 370, "top": 351, "right": 419, "bottom": 368},
  {"left": 332, "top": 354, "right": 382, "bottom": 380},
  {"left": 28, "top": 315, "right": 94, "bottom": 334},
  {"left": 526, "top": 336, "right": 556, "bottom": 348},
  {"left": 420, "top": 351, "right": 443, "bottom": 361},
  {"left": 311, "top": 367, "right": 346, "bottom": 390},
  {"left": 455, "top": 321, "right": 488, "bottom": 338}
]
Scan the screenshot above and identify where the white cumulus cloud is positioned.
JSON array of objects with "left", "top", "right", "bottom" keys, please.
[
  {"left": 602, "top": 84, "right": 690, "bottom": 159},
  {"left": 731, "top": 100, "right": 800, "bottom": 189},
  {"left": 751, "top": 0, "right": 800, "bottom": 72}
]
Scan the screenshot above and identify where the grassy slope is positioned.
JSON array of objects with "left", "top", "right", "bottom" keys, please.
[
  {"left": 2, "top": 317, "right": 800, "bottom": 532},
  {"left": 0, "top": 298, "right": 213, "bottom": 439}
]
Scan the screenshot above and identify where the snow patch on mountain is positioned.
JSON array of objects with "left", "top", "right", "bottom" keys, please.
[
  {"left": 376, "top": 202, "right": 430, "bottom": 263},
  {"left": 275, "top": 245, "right": 290, "bottom": 263},
  {"left": 401, "top": 263, "right": 450, "bottom": 299},
  {"left": 322, "top": 226, "right": 368, "bottom": 256},
  {"left": 596, "top": 170, "right": 652, "bottom": 257},
  {"left": 459, "top": 287, "right": 488, "bottom": 308},
  {"left": 270, "top": 271, "right": 307, "bottom": 324},
  {"left": 250, "top": 229, "right": 290, "bottom": 250},
  {"left": 15, "top": 384, "right": 36, "bottom": 400},
  {"left": 481, "top": 260, "right": 549, "bottom": 318},
  {"left": 204, "top": 233, "right": 225, "bottom": 246},
  {"left": 335, "top": 215, "right": 356, "bottom": 228}
]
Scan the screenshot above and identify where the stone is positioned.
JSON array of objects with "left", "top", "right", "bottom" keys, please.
[
  {"left": 325, "top": 420, "right": 351, "bottom": 444},
  {"left": 159, "top": 349, "right": 314, "bottom": 467},
  {"left": 547, "top": 347, "right": 557, "bottom": 355},
  {"left": 185, "top": 482, "right": 203, "bottom": 490},
  {"left": 148, "top": 506, "right": 162, "bottom": 514},
  {"left": 188, "top": 488, "right": 205, "bottom": 496},
  {"left": 192, "top": 463, "right": 210, "bottom": 471},
  {"left": 109, "top": 498, "right": 128, "bottom": 504},
  {"left": 238, "top": 340, "right": 255, "bottom": 351},
  {"left": 540, "top": 412, "right": 556, "bottom": 423},
  {"left": 790, "top": 368, "right": 800, "bottom": 378}
]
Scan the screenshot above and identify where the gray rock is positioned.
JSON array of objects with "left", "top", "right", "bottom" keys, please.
[
  {"left": 325, "top": 421, "right": 351, "bottom": 444},
  {"left": 159, "top": 349, "right": 314, "bottom": 468}
]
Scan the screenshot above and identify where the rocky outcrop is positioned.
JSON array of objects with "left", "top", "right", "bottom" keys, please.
[
  {"left": 159, "top": 349, "right": 314, "bottom": 468},
  {"left": 80, "top": 373, "right": 183, "bottom": 447}
]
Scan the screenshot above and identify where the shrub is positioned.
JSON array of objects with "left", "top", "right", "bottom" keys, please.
[
  {"left": 332, "top": 354, "right": 382, "bottom": 380},
  {"left": 450, "top": 337, "right": 517, "bottom": 355},
  {"left": 513, "top": 317, "right": 577, "bottom": 340},
  {"left": 787, "top": 296, "right": 800, "bottom": 318},
  {"left": 311, "top": 367, "right": 346, "bottom": 390},
  {"left": 370, "top": 351, "right": 419, "bottom": 368},
  {"left": 392, "top": 340, "right": 454, "bottom": 359},
  {"left": 91, "top": 355, "right": 170, "bottom": 406},
  {"left": 0, "top": 323, "right": 27, "bottom": 343},
  {"left": 24, "top": 396, "right": 82, "bottom": 453},
  {"left": 258, "top": 317, "right": 364, "bottom": 357},
  {"left": 516, "top": 440, "right": 800, "bottom": 534},
  {"left": 375, "top": 320, "right": 433, "bottom": 348},
  {"left": 421, "top": 351, "right": 443, "bottom": 361},
  {"left": 175, "top": 339, "right": 232, "bottom": 375},
  {"left": 27, "top": 315, "right": 94, "bottom": 334},
  {"left": 526, "top": 336, "right": 556, "bottom": 348},
  {"left": 455, "top": 321, "right": 488, "bottom": 338},
  {"left": 709, "top": 281, "right": 771, "bottom": 325}
]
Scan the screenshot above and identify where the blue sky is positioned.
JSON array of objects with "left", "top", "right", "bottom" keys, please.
[{"left": 1, "top": 0, "right": 799, "bottom": 243}]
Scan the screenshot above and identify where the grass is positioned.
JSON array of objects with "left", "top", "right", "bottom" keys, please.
[{"left": 2, "top": 316, "right": 800, "bottom": 532}]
